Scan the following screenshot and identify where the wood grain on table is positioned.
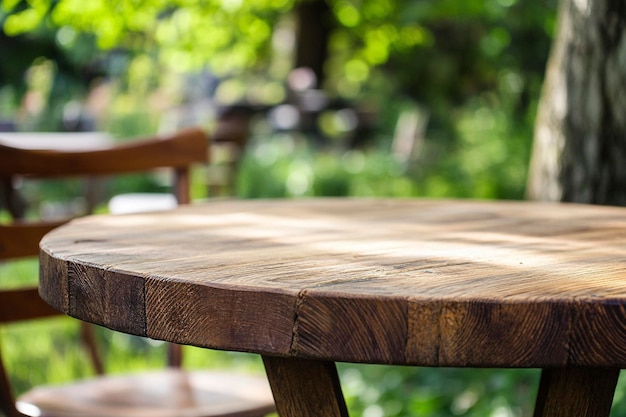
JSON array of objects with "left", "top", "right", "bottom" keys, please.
[{"left": 39, "top": 199, "right": 626, "bottom": 368}]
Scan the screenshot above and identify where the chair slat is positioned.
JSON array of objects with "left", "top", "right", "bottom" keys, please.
[
  {"left": 0, "top": 128, "right": 208, "bottom": 178},
  {"left": 0, "top": 287, "right": 63, "bottom": 324}
]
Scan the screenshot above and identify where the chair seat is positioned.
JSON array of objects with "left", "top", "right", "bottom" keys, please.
[{"left": 16, "top": 369, "right": 276, "bottom": 417}]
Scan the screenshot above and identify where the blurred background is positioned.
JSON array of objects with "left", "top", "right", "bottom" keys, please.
[
  {"left": 0, "top": 0, "right": 553, "bottom": 201},
  {"left": 2, "top": 0, "right": 626, "bottom": 416}
]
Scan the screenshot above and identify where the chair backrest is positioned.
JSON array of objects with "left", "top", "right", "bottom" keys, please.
[
  {"left": 0, "top": 127, "right": 208, "bottom": 205},
  {"left": 0, "top": 127, "right": 209, "bottom": 417}
]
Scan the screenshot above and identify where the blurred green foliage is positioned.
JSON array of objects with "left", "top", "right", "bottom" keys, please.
[
  {"left": 1, "top": 0, "right": 554, "bottom": 123},
  {"left": 340, "top": 364, "right": 540, "bottom": 417},
  {"left": 236, "top": 95, "right": 533, "bottom": 200},
  {"left": 1, "top": 0, "right": 555, "bottom": 198}
]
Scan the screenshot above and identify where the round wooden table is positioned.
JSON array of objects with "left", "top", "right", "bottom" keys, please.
[{"left": 39, "top": 198, "right": 626, "bottom": 417}]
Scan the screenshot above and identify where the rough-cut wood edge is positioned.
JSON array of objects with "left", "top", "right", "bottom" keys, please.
[
  {"left": 38, "top": 246, "right": 626, "bottom": 368},
  {"left": 39, "top": 246, "right": 69, "bottom": 315},
  {"left": 39, "top": 248, "right": 296, "bottom": 356},
  {"left": 68, "top": 263, "right": 148, "bottom": 337},
  {"left": 406, "top": 298, "right": 570, "bottom": 367},
  {"left": 39, "top": 246, "right": 148, "bottom": 337},
  {"left": 293, "top": 290, "right": 408, "bottom": 364},
  {"left": 144, "top": 279, "right": 297, "bottom": 356},
  {"left": 289, "top": 289, "right": 626, "bottom": 367}
]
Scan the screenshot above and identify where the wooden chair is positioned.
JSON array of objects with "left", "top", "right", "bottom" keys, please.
[{"left": 0, "top": 128, "right": 276, "bottom": 417}]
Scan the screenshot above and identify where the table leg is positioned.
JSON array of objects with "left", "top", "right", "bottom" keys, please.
[
  {"left": 533, "top": 367, "right": 619, "bottom": 417},
  {"left": 262, "top": 356, "right": 349, "bottom": 417}
]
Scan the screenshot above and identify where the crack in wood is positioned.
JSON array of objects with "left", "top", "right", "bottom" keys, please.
[{"left": 290, "top": 289, "right": 309, "bottom": 355}]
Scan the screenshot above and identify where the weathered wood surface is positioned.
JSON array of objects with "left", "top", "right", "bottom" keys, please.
[{"left": 39, "top": 198, "right": 626, "bottom": 367}]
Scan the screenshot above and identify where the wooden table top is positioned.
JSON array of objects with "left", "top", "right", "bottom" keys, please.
[{"left": 39, "top": 198, "right": 626, "bottom": 368}]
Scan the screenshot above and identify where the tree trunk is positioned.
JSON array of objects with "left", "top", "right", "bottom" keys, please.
[
  {"left": 526, "top": 0, "right": 626, "bottom": 205},
  {"left": 295, "top": 0, "right": 333, "bottom": 88}
]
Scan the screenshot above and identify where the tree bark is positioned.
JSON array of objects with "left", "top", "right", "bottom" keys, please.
[
  {"left": 295, "top": 0, "right": 333, "bottom": 88},
  {"left": 526, "top": 0, "right": 626, "bottom": 205}
]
